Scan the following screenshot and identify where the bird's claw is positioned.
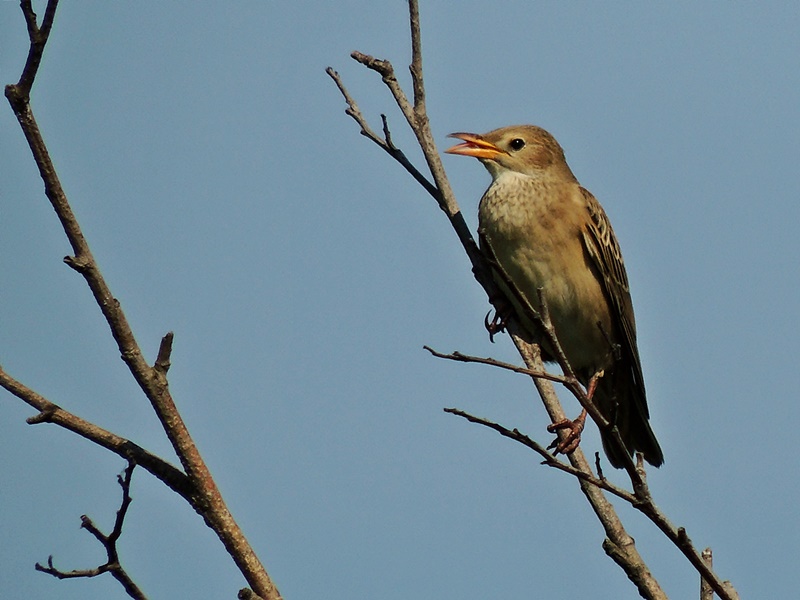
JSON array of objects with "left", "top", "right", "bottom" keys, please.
[
  {"left": 547, "top": 409, "right": 588, "bottom": 456},
  {"left": 484, "top": 294, "right": 515, "bottom": 342},
  {"left": 484, "top": 310, "right": 507, "bottom": 343}
]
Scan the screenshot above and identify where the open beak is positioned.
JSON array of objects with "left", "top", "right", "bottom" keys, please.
[{"left": 445, "top": 132, "right": 504, "bottom": 160}]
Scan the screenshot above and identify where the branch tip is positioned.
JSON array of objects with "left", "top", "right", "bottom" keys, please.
[
  {"left": 154, "top": 332, "right": 174, "bottom": 373},
  {"left": 26, "top": 407, "right": 56, "bottom": 424}
]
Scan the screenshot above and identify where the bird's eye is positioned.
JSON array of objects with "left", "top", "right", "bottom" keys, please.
[{"left": 509, "top": 138, "right": 526, "bottom": 151}]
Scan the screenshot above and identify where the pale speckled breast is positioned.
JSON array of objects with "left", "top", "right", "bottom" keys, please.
[{"left": 478, "top": 171, "right": 615, "bottom": 374}]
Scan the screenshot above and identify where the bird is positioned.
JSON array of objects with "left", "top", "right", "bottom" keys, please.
[{"left": 445, "top": 124, "right": 663, "bottom": 468}]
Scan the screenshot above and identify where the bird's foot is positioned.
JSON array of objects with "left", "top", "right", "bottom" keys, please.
[
  {"left": 484, "top": 310, "right": 507, "bottom": 342},
  {"left": 484, "top": 294, "right": 514, "bottom": 343},
  {"left": 547, "top": 409, "right": 587, "bottom": 456}
]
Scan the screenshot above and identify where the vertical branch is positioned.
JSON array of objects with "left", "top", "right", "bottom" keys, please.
[{"left": 408, "top": 0, "right": 425, "bottom": 114}]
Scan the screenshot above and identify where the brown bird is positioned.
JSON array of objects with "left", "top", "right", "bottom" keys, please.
[{"left": 445, "top": 125, "right": 663, "bottom": 468}]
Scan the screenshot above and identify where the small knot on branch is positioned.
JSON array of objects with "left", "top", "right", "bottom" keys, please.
[
  {"left": 27, "top": 406, "right": 58, "bottom": 424},
  {"left": 63, "top": 254, "right": 91, "bottom": 273}
]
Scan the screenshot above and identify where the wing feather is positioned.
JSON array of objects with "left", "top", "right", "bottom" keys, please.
[{"left": 579, "top": 187, "right": 648, "bottom": 416}]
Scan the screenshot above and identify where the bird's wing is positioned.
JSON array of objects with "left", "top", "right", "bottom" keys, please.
[{"left": 578, "top": 187, "right": 648, "bottom": 415}]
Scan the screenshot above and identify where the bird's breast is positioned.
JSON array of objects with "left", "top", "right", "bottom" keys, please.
[{"left": 478, "top": 173, "right": 613, "bottom": 373}]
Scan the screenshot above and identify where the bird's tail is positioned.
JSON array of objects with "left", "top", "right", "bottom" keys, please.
[
  {"left": 597, "top": 381, "right": 664, "bottom": 469},
  {"left": 601, "top": 419, "right": 664, "bottom": 469}
]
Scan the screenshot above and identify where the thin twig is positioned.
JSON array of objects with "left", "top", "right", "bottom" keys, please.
[
  {"left": 458, "top": 328, "right": 731, "bottom": 597},
  {"left": 448, "top": 372, "right": 731, "bottom": 597},
  {"left": 35, "top": 462, "right": 147, "bottom": 600},
  {"left": 423, "top": 346, "right": 569, "bottom": 385},
  {"left": 444, "top": 408, "right": 638, "bottom": 504},
  {"left": 325, "top": 67, "right": 439, "bottom": 198}
]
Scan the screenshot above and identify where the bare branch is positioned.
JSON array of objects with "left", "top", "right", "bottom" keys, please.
[
  {"left": 0, "top": 364, "right": 193, "bottom": 499},
  {"left": 423, "top": 345, "right": 569, "bottom": 385},
  {"left": 408, "top": 0, "right": 425, "bottom": 111},
  {"left": 701, "top": 548, "right": 714, "bottom": 600},
  {"left": 328, "top": 2, "right": 743, "bottom": 595},
  {"left": 515, "top": 331, "right": 739, "bottom": 598},
  {"left": 509, "top": 335, "right": 667, "bottom": 598},
  {"left": 6, "top": 6, "right": 282, "bottom": 599},
  {"left": 325, "top": 67, "right": 439, "bottom": 198},
  {"left": 443, "top": 407, "right": 637, "bottom": 504},
  {"left": 35, "top": 462, "right": 148, "bottom": 600},
  {"left": 445, "top": 393, "right": 732, "bottom": 598},
  {"left": 5, "top": 0, "right": 60, "bottom": 99}
]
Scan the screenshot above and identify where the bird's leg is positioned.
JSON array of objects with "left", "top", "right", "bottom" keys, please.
[
  {"left": 546, "top": 370, "right": 604, "bottom": 456},
  {"left": 586, "top": 369, "right": 604, "bottom": 399}
]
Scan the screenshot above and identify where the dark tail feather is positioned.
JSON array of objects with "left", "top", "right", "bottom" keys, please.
[
  {"left": 597, "top": 378, "right": 664, "bottom": 469},
  {"left": 601, "top": 419, "right": 663, "bottom": 469}
]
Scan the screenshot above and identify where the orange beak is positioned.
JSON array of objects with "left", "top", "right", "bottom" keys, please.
[{"left": 445, "top": 132, "right": 505, "bottom": 160}]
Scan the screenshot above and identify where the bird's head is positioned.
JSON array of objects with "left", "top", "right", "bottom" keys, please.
[{"left": 445, "top": 125, "right": 575, "bottom": 182}]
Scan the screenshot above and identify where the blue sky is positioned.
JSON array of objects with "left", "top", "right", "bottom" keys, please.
[{"left": 2, "top": 2, "right": 799, "bottom": 598}]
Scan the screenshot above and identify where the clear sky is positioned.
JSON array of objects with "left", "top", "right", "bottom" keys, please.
[{"left": 2, "top": 2, "right": 799, "bottom": 599}]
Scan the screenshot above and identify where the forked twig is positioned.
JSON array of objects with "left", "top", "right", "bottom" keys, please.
[
  {"left": 326, "top": 67, "right": 439, "bottom": 198},
  {"left": 35, "top": 462, "right": 147, "bottom": 600}
]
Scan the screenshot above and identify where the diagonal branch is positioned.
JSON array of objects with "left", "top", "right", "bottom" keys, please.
[
  {"left": 5, "top": 4, "right": 281, "bottom": 599},
  {"left": 423, "top": 345, "right": 569, "bottom": 386},
  {"left": 326, "top": 67, "right": 439, "bottom": 198},
  {"left": 327, "top": 63, "right": 496, "bottom": 316},
  {"left": 508, "top": 333, "right": 667, "bottom": 598},
  {"left": 328, "top": 4, "right": 669, "bottom": 596},
  {"left": 0, "top": 364, "right": 193, "bottom": 499},
  {"left": 446, "top": 394, "right": 736, "bottom": 599},
  {"left": 443, "top": 407, "right": 638, "bottom": 504},
  {"left": 329, "top": 1, "right": 738, "bottom": 599}
]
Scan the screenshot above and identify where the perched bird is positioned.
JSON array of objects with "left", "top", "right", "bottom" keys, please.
[{"left": 445, "top": 125, "right": 663, "bottom": 468}]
